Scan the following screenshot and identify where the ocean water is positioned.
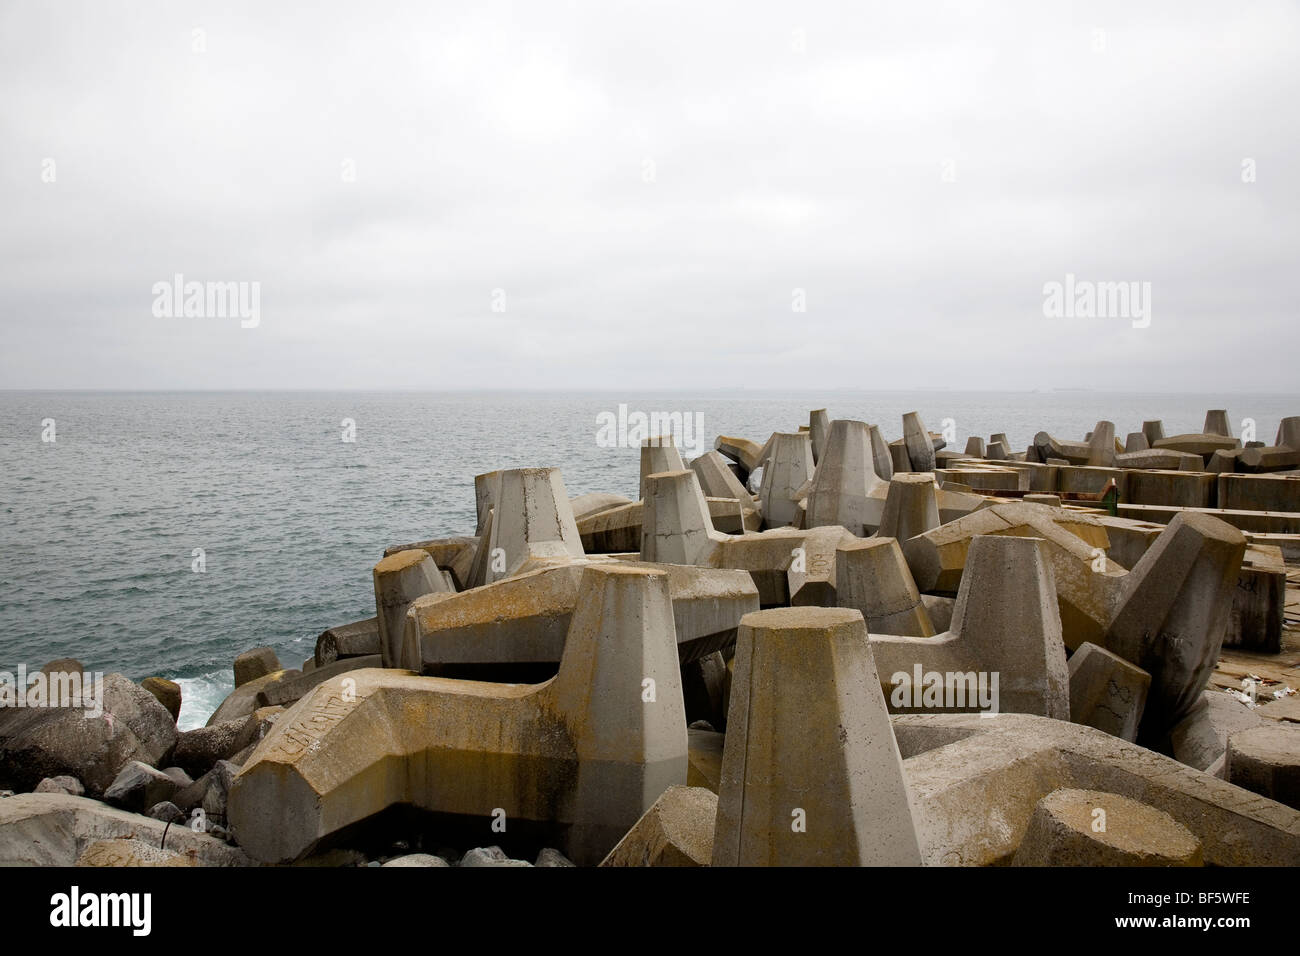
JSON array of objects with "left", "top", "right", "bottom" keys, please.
[{"left": 2, "top": 389, "right": 1297, "bottom": 730}]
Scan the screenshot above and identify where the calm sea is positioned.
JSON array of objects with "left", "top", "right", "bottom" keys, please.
[{"left": 2, "top": 389, "right": 1296, "bottom": 729}]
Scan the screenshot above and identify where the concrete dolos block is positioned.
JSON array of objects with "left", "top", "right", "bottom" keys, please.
[
  {"left": 229, "top": 565, "right": 688, "bottom": 865},
  {"left": 711, "top": 606, "right": 923, "bottom": 866}
]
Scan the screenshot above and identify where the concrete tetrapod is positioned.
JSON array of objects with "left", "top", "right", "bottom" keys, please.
[
  {"left": 758, "top": 432, "right": 814, "bottom": 529},
  {"left": 481, "top": 467, "right": 585, "bottom": 584},
  {"left": 711, "top": 606, "right": 923, "bottom": 866},
  {"left": 809, "top": 409, "right": 830, "bottom": 464},
  {"left": 400, "top": 560, "right": 759, "bottom": 673},
  {"left": 1104, "top": 511, "right": 1246, "bottom": 750},
  {"left": 639, "top": 437, "right": 686, "bottom": 500},
  {"left": 228, "top": 564, "right": 688, "bottom": 865},
  {"left": 641, "top": 470, "right": 728, "bottom": 566},
  {"left": 689, "top": 450, "right": 757, "bottom": 513},
  {"left": 902, "top": 412, "right": 936, "bottom": 472},
  {"left": 868, "top": 424, "right": 894, "bottom": 481},
  {"left": 876, "top": 473, "right": 941, "bottom": 543},
  {"left": 870, "top": 535, "right": 1070, "bottom": 719},
  {"left": 836, "top": 537, "right": 935, "bottom": 636},
  {"left": 372, "top": 549, "right": 448, "bottom": 667},
  {"left": 804, "top": 420, "right": 888, "bottom": 535}
]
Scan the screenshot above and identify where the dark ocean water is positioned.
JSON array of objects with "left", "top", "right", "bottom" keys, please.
[{"left": 2, "top": 389, "right": 1296, "bottom": 728}]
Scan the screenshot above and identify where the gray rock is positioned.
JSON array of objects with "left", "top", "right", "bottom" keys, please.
[
  {"left": 174, "top": 707, "right": 281, "bottom": 777},
  {"left": 33, "top": 775, "right": 84, "bottom": 797},
  {"left": 147, "top": 801, "right": 184, "bottom": 824},
  {"left": 0, "top": 793, "right": 248, "bottom": 866},
  {"left": 173, "top": 759, "right": 238, "bottom": 820},
  {"left": 459, "top": 846, "right": 532, "bottom": 867},
  {"left": 535, "top": 847, "right": 575, "bottom": 867},
  {"left": 0, "top": 674, "right": 179, "bottom": 796},
  {"left": 161, "top": 767, "right": 193, "bottom": 789},
  {"left": 383, "top": 853, "right": 451, "bottom": 867},
  {"left": 104, "top": 761, "right": 180, "bottom": 813}
]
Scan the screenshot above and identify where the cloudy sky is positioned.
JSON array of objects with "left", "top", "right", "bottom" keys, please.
[{"left": 1, "top": 1, "right": 1296, "bottom": 391}]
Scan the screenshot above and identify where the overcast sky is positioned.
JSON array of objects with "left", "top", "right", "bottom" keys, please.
[{"left": 1, "top": 1, "right": 1296, "bottom": 391}]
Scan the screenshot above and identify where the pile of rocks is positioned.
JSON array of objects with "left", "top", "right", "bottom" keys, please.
[{"left": 3, "top": 406, "right": 1298, "bottom": 867}]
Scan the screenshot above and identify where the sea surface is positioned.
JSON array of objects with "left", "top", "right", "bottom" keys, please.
[{"left": 2, "top": 389, "right": 1297, "bottom": 729}]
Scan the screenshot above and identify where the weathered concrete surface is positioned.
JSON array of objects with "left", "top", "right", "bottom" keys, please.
[
  {"left": 905, "top": 502, "right": 1123, "bottom": 652},
  {"left": 1011, "top": 788, "right": 1202, "bottom": 866},
  {"left": 759, "top": 432, "right": 815, "bottom": 529},
  {"left": 0, "top": 793, "right": 248, "bottom": 866},
  {"left": 403, "top": 560, "right": 758, "bottom": 672},
  {"left": 1126, "top": 470, "right": 1217, "bottom": 509},
  {"left": 1068, "top": 643, "right": 1150, "bottom": 742},
  {"left": 1219, "top": 472, "right": 1300, "bottom": 513},
  {"left": 569, "top": 492, "right": 634, "bottom": 523},
  {"left": 1226, "top": 724, "right": 1300, "bottom": 810},
  {"left": 687, "top": 727, "right": 724, "bottom": 792},
  {"left": 1105, "top": 512, "right": 1246, "bottom": 750},
  {"left": 642, "top": 470, "right": 729, "bottom": 566},
  {"left": 229, "top": 565, "right": 688, "bottom": 865},
  {"left": 876, "top": 473, "right": 940, "bottom": 543},
  {"left": 714, "top": 435, "right": 765, "bottom": 476},
  {"left": 314, "top": 617, "right": 380, "bottom": 668},
  {"left": 902, "top": 412, "right": 936, "bottom": 472},
  {"left": 809, "top": 409, "right": 830, "bottom": 464},
  {"left": 836, "top": 536, "right": 934, "bottom": 636},
  {"left": 708, "top": 525, "right": 858, "bottom": 608},
  {"left": 383, "top": 536, "right": 478, "bottom": 590},
  {"left": 804, "top": 420, "right": 888, "bottom": 535},
  {"left": 639, "top": 437, "right": 687, "bottom": 500},
  {"left": 1169, "top": 690, "right": 1267, "bottom": 773},
  {"left": 0, "top": 674, "right": 179, "bottom": 796},
  {"left": 872, "top": 535, "right": 1070, "bottom": 719},
  {"left": 480, "top": 467, "right": 585, "bottom": 585},
  {"left": 140, "top": 677, "right": 181, "bottom": 722},
  {"left": 1085, "top": 421, "right": 1118, "bottom": 467},
  {"left": 600, "top": 785, "right": 716, "bottom": 867},
  {"left": 892, "top": 712, "right": 1300, "bottom": 866},
  {"left": 578, "top": 496, "right": 759, "bottom": 553},
  {"left": 254, "top": 655, "right": 382, "bottom": 709},
  {"left": 373, "top": 549, "right": 448, "bottom": 668},
  {"left": 868, "top": 424, "right": 894, "bottom": 481},
  {"left": 712, "top": 606, "right": 923, "bottom": 866},
  {"left": 690, "top": 450, "right": 757, "bottom": 512},
  {"left": 233, "top": 647, "right": 280, "bottom": 688}
]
